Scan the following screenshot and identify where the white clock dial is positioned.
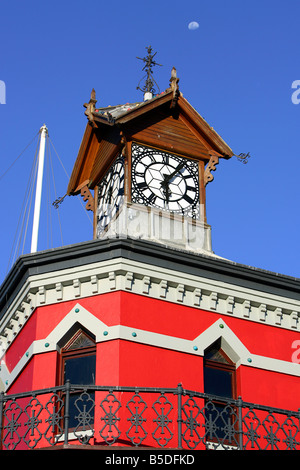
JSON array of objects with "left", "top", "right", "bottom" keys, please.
[
  {"left": 131, "top": 143, "right": 200, "bottom": 218},
  {"left": 97, "top": 155, "right": 125, "bottom": 235}
]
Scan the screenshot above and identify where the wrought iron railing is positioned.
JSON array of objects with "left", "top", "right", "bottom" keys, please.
[{"left": 0, "top": 382, "right": 299, "bottom": 450}]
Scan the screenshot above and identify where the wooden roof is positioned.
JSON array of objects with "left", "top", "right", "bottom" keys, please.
[{"left": 67, "top": 81, "right": 234, "bottom": 195}]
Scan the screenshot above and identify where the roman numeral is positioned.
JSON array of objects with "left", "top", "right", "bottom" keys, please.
[
  {"left": 135, "top": 171, "right": 145, "bottom": 178},
  {"left": 147, "top": 193, "right": 156, "bottom": 203},
  {"left": 137, "top": 181, "right": 148, "bottom": 190},
  {"left": 183, "top": 194, "right": 194, "bottom": 204}
]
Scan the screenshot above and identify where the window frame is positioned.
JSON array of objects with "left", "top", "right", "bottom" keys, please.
[
  {"left": 58, "top": 328, "right": 96, "bottom": 386},
  {"left": 204, "top": 350, "right": 237, "bottom": 400},
  {"left": 203, "top": 342, "right": 238, "bottom": 447},
  {"left": 57, "top": 328, "right": 97, "bottom": 433}
]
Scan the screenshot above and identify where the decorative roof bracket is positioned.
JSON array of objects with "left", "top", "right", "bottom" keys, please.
[
  {"left": 204, "top": 150, "right": 223, "bottom": 186},
  {"left": 80, "top": 184, "right": 95, "bottom": 212}
]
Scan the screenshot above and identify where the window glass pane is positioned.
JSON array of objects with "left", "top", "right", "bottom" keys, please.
[
  {"left": 64, "top": 354, "right": 96, "bottom": 385},
  {"left": 204, "top": 366, "right": 233, "bottom": 398}
]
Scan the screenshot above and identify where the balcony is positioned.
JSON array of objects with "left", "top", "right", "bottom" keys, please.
[{"left": 0, "top": 382, "right": 299, "bottom": 450}]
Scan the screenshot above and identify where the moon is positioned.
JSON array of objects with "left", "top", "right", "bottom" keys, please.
[{"left": 188, "top": 21, "right": 199, "bottom": 30}]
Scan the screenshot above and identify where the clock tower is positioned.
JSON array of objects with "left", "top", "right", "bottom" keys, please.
[
  {"left": 1, "top": 49, "right": 300, "bottom": 451},
  {"left": 67, "top": 52, "right": 233, "bottom": 255}
]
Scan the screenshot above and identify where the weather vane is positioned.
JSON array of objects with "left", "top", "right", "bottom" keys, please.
[{"left": 136, "top": 46, "right": 162, "bottom": 97}]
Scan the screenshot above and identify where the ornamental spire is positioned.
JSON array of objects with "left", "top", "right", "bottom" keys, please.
[{"left": 136, "top": 46, "right": 162, "bottom": 101}]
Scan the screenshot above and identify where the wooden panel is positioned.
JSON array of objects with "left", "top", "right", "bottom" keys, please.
[
  {"left": 89, "top": 129, "right": 122, "bottom": 187},
  {"left": 79, "top": 133, "right": 99, "bottom": 185},
  {"left": 179, "top": 97, "right": 233, "bottom": 158},
  {"left": 124, "top": 109, "right": 211, "bottom": 162},
  {"left": 89, "top": 142, "right": 119, "bottom": 188},
  {"left": 67, "top": 125, "right": 99, "bottom": 194}
]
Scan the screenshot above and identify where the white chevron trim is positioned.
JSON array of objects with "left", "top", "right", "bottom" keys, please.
[{"left": 1, "top": 304, "right": 300, "bottom": 392}]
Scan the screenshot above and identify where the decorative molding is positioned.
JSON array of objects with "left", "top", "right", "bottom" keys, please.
[
  {"left": 159, "top": 280, "right": 168, "bottom": 298},
  {"left": 142, "top": 276, "right": 151, "bottom": 295},
  {"left": 125, "top": 272, "right": 134, "bottom": 291},
  {"left": 226, "top": 295, "right": 235, "bottom": 314},
  {"left": 91, "top": 275, "right": 98, "bottom": 294},
  {"left": 108, "top": 271, "right": 116, "bottom": 290},
  {"left": 259, "top": 304, "right": 267, "bottom": 322},
  {"left": 176, "top": 284, "right": 185, "bottom": 303},
  {"left": 193, "top": 288, "right": 201, "bottom": 307},
  {"left": 210, "top": 292, "right": 218, "bottom": 310},
  {"left": 243, "top": 300, "right": 251, "bottom": 318}
]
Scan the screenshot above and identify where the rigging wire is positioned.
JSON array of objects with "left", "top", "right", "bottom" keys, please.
[
  {"left": 4, "top": 129, "right": 94, "bottom": 275},
  {"left": 6, "top": 135, "right": 40, "bottom": 272},
  {"left": 48, "top": 136, "right": 93, "bottom": 226},
  {"left": 45, "top": 137, "right": 53, "bottom": 249},
  {"left": 47, "top": 137, "right": 64, "bottom": 247},
  {"left": 0, "top": 131, "right": 40, "bottom": 183}
]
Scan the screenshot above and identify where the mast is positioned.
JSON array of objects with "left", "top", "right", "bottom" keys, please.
[{"left": 30, "top": 124, "right": 48, "bottom": 253}]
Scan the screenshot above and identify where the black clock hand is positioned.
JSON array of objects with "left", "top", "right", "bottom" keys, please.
[
  {"left": 163, "top": 162, "right": 185, "bottom": 182},
  {"left": 160, "top": 179, "right": 172, "bottom": 202},
  {"left": 160, "top": 162, "right": 185, "bottom": 201}
]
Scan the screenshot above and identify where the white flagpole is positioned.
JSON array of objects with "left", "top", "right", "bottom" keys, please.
[{"left": 30, "top": 124, "right": 48, "bottom": 253}]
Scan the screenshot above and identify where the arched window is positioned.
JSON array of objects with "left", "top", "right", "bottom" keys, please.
[
  {"left": 203, "top": 339, "right": 237, "bottom": 445},
  {"left": 59, "top": 328, "right": 96, "bottom": 429}
]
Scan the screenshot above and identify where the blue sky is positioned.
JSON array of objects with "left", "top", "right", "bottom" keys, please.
[{"left": 0, "top": 0, "right": 300, "bottom": 283}]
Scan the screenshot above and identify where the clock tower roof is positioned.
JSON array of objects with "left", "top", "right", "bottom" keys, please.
[{"left": 67, "top": 71, "right": 234, "bottom": 196}]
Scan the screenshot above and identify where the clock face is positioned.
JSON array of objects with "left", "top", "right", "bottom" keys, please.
[
  {"left": 96, "top": 154, "right": 125, "bottom": 235},
  {"left": 131, "top": 143, "right": 200, "bottom": 218}
]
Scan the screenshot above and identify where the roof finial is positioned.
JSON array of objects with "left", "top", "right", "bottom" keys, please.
[
  {"left": 169, "top": 67, "right": 180, "bottom": 108},
  {"left": 136, "top": 46, "right": 162, "bottom": 101},
  {"left": 83, "top": 88, "right": 97, "bottom": 126}
]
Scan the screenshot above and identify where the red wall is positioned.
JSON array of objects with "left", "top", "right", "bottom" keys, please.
[{"left": 5, "top": 291, "right": 300, "bottom": 412}]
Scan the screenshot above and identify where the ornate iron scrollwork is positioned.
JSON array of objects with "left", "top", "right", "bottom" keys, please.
[
  {"left": 152, "top": 393, "right": 174, "bottom": 447},
  {"left": 100, "top": 391, "right": 121, "bottom": 445},
  {"left": 182, "top": 396, "right": 202, "bottom": 449},
  {"left": 126, "top": 392, "right": 148, "bottom": 446},
  {"left": 1, "top": 385, "right": 299, "bottom": 450},
  {"left": 73, "top": 390, "right": 95, "bottom": 444},
  {"left": 23, "top": 397, "right": 43, "bottom": 449},
  {"left": 2, "top": 399, "right": 22, "bottom": 450},
  {"left": 281, "top": 416, "right": 300, "bottom": 450},
  {"left": 44, "top": 393, "right": 64, "bottom": 446}
]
